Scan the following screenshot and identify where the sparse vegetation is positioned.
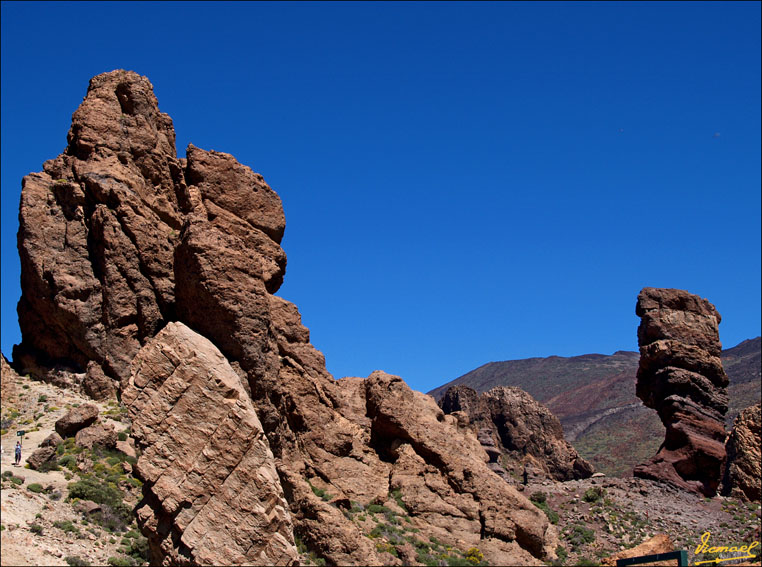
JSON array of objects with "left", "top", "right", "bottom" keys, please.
[
  {"left": 27, "top": 482, "right": 44, "bottom": 493},
  {"left": 65, "top": 557, "right": 91, "bottom": 567},
  {"left": 583, "top": 487, "right": 604, "bottom": 503},
  {"left": 530, "top": 490, "right": 559, "bottom": 524},
  {"left": 54, "top": 520, "right": 81, "bottom": 535},
  {"left": 307, "top": 480, "right": 333, "bottom": 502}
]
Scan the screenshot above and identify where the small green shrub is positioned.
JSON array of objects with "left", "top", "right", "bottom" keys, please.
[
  {"left": 65, "top": 556, "right": 91, "bottom": 567},
  {"left": 10, "top": 475, "right": 24, "bottom": 485},
  {"left": 555, "top": 544, "right": 568, "bottom": 563},
  {"left": 30, "top": 523, "right": 44, "bottom": 535},
  {"left": 117, "top": 431, "right": 128, "bottom": 441},
  {"left": 583, "top": 487, "right": 604, "bottom": 503},
  {"left": 54, "top": 520, "right": 81, "bottom": 535},
  {"left": 106, "top": 557, "right": 133, "bottom": 567},
  {"left": 27, "top": 483, "right": 44, "bottom": 493},
  {"left": 38, "top": 394, "right": 48, "bottom": 403},
  {"left": 58, "top": 455, "right": 77, "bottom": 470},
  {"left": 37, "top": 459, "right": 61, "bottom": 472},
  {"left": 67, "top": 477, "right": 122, "bottom": 506},
  {"left": 529, "top": 491, "right": 547, "bottom": 504}
]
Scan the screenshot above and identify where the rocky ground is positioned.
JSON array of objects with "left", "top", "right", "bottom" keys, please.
[
  {"left": 1, "top": 370, "right": 146, "bottom": 567},
  {"left": 519, "top": 474, "right": 761, "bottom": 566}
]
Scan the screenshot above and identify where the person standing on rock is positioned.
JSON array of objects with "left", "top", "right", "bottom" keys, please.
[{"left": 14, "top": 441, "right": 22, "bottom": 466}]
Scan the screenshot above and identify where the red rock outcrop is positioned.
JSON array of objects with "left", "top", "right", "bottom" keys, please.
[
  {"left": 633, "top": 287, "right": 729, "bottom": 496},
  {"left": 14, "top": 70, "right": 559, "bottom": 565},
  {"left": 122, "top": 322, "right": 298, "bottom": 566},
  {"left": 14, "top": 70, "right": 191, "bottom": 388},
  {"left": 722, "top": 403, "right": 761, "bottom": 502},
  {"left": 440, "top": 384, "right": 594, "bottom": 481}
]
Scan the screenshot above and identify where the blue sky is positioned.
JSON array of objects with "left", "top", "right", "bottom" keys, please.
[{"left": 2, "top": 2, "right": 760, "bottom": 393}]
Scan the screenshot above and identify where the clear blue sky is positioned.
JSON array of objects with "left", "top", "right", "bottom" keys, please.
[{"left": 2, "top": 2, "right": 760, "bottom": 393}]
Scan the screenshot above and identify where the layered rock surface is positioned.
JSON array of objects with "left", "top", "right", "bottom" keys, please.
[
  {"left": 122, "top": 322, "right": 298, "bottom": 566},
  {"left": 440, "top": 385, "right": 594, "bottom": 481},
  {"left": 722, "top": 403, "right": 761, "bottom": 502},
  {"left": 633, "top": 287, "right": 729, "bottom": 496},
  {"left": 12, "top": 70, "right": 558, "bottom": 565}
]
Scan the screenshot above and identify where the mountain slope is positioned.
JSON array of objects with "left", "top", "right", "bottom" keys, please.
[{"left": 428, "top": 337, "right": 760, "bottom": 477}]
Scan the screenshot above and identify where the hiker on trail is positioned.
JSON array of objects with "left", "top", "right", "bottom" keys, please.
[{"left": 14, "top": 441, "right": 22, "bottom": 466}]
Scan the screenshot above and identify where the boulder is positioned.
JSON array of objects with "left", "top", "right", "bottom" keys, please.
[
  {"left": 75, "top": 422, "right": 117, "bottom": 449},
  {"left": 633, "top": 288, "right": 728, "bottom": 496},
  {"left": 27, "top": 446, "right": 57, "bottom": 470},
  {"left": 75, "top": 500, "right": 102, "bottom": 515},
  {"left": 55, "top": 404, "right": 99, "bottom": 437},
  {"left": 601, "top": 533, "right": 674, "bottom": 566},
  {"left": 82, "top": 361, "right": 116, "bottom": 400},
  {"left": 722, "top": 403, "right": 761, "bottom": 501},
  {"left": 123, "top": 322, "right": 298, "bottom": 566},
  {"left": 40, "top": 432, "right": 63, "bottom": 448},
  {"left": 115, "top": 439, "right": 136, "bottom": 459}
]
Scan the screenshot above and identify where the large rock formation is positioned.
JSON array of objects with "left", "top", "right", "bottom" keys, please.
[
  {"left": 633, "top": 287, "right": 729, "bottom": 496},
  {"left": 13, "top": 70, "right": 558, "bottom": 565},
  {"left": 722, "top": 403, "right": 761, "bottom": 502},
  {"left": 440, "top": 385, "right": 594, "bottom": 481}
]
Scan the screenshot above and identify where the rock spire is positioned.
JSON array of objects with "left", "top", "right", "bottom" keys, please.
[{"left": 633, "top": 287, "right": 729, "bottom": 496}]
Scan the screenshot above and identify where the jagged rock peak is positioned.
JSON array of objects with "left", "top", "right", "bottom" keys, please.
[
  {"left": 13, "top": 69, "right": 287, "bottom": 392},
  {"left": 439, "top": 384, "right": 594, "bottom": 481},
  {"left": 633, "top": 287, "right": 729, "bottom": 496}
]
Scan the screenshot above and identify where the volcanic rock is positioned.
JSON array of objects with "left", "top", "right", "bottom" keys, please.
[
  {"left": 633, "top": 287, "right": 729, "bottom": 496},
  {"left": 123, "top": 321, "right": 298, "bottom": 566},
  {"left": 75, "top": 422, "right": 117, "bottom": 449},
  {"left": 26, "top": 446, "right": 58, "bottom": 471},
  {"left": 1, "top": 355, "right": 18, "bottom": 404},
  {"left": 722, "top": 403, "right": 761, "bottom": 501},
  {"left": 14, "top": 70, "right": 559, "bottom": 565},
  {"left": 440, "top": 384, "right": 594, "bottom": 481},
  {"left": 601, "top": 533, "right": 674, "bottom": 566},
  {"left": 82, "top": 360, "right": 116, "bottom": 400},
  {"left": 40, "top": 432, "right": 64, "bottom": 448},
  {"left": 55, "top": 404, "right": 99, "bottom": 438},
  {"left": 14, "top": 70, "right": 190, "bottom": 386}
]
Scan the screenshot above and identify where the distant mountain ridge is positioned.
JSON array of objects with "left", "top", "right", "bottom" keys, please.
[{"left": 428, "top": 337, "right": 761, "bottom": 477}]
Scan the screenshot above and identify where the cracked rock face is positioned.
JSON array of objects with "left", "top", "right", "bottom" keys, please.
[
  {"left": 123, "top": 322, "right": 298, "bottom": 566},
  {"left": 633, "top": 287, "right": 729, "bottom": 496},
  {"left": 440, "top": 384, "right": 594, "bottom": 481}
]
